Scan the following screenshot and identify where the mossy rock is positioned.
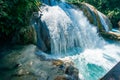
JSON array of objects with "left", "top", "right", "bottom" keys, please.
[
  {"left": 19, "top": 26, "right": 37, "bottom": 44},
  {"left": 12, "top": 26, "right": 37, "bottom": 45}
]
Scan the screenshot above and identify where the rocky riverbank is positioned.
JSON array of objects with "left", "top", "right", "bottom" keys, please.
[{"left": 0, "top": 45, "right": 79, "bottom": 80}]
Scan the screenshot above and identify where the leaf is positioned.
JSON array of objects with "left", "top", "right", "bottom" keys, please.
[
  {"left": 17, "top": 17, "right": 23, "bottom": 23},
  {"left": 1, "top": 11, "right": 8, "bottom": 17}
]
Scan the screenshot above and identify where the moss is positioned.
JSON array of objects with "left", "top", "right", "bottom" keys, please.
[{"left": 19, "top": 26, "right": 37, "bottom": 44}]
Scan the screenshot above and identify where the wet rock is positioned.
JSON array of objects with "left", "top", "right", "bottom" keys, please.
[
  {"left": 0, "top": 45, "right": 79, "bottom": 80},
  {"left": 19, "top": 26, "right": 37, "bottom": 44},
  {"left": 54, "top": 75, "right": 68, "bottom": 80},
  {"left": 65, "top": 65, "right": 79, "bottom": 80},
  {"left": 52, "top": 60, "right": 64, "bottom": 66},
  {"left": 12, "top": 26, "right": 37, "bottom": 45},
  {"left": 31, "top": 12, "right": 51, "bottom": 52},
  {"left": 74, "top": 3, "right": 112, "bottom": 32},
  {"left": 101, "top": 31, "right": 120, "bottom": 41},
  {"left": 99, "top": 12, "right": 112, "bottom": 31},
  {"left": 72, "top": 2, "right": 120, "bottom": 41},
  {"left": 118, "top": 21, "right": 120, "bottom": 31}
]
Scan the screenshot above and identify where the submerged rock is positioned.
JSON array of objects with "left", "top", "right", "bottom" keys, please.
[{"left": 0, "top": 45, "right": 79, "bottom": 80}]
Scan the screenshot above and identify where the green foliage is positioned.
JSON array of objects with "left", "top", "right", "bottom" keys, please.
[{"left": 0, "top": 0, "right": 40, "bottom": 43}]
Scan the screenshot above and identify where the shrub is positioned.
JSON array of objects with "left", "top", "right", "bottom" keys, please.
[{"left": 0, "top": 0, "right": 41, "bottom": 44}]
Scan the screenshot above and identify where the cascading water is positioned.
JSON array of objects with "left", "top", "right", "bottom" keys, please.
[
  {"left": 38, "top": 0, "right": 120, "bottom": 80},
  {"left": 97, "top": 11, "right": 109, "bottom": 32},
  {"left": 41, "top": 3, "right": 106, "bottom": 54}
]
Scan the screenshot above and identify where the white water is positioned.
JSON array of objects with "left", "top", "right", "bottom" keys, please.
[
  {"left": 97, "top": 11, "right": 109, "bottom": 32},
  {"left": 60, "top": 44, "right": 120, "bottom": 80},
  {"left": 40, "top": 1, "right": 120, "bottom": 80},
  {"left": 41, "top": 3, "right": 106, "bottom": 54}
]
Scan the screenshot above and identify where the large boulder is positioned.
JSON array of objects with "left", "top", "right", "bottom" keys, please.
[{"left": 0, "top": 45, "right": 79, "bottom": 80}]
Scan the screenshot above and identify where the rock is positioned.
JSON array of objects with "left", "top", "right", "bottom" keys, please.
[
  {"left": 17, "top": 69, "right": 29, "bottom": 76},
  {"left": 12, "top": 26, "right": 37, "bottom": 45},
  {"left": 118, "top": 21, "right": 120, "bottom": 31},
  {"left": 0, "top": 45, "right": 79, "bottom": 80},
  {"left": 99, "top": 12, "right": 112, "bottom": 31},
  {"left": 30, "top": 3, "right": 114, "bottom": 52},
  {"left": 31, "top": 12, "right": 51, "bottom": 52},
  {"left": 74, "top": 3, "right": 112, "bottom": 32},
  {"left": 52, "top": 60, "right": 64, "bottom": 66},
  {"left": 54, "top": 75, "right": 68, "bottom": 80},
  {"left": 78, "top": 3, "right": 98, "bottom": 26},
  {"left": 73, "top": 2, "right": 120, "bottom": 41},
  {"left": 65, "top": 65, "right": 79, "bottom": 80},
  {"left": 101, "top": 31, "right": 120, "bottom": 41},
  {"left": 19, "top": 26, "right": 37, "bottom": 44}
]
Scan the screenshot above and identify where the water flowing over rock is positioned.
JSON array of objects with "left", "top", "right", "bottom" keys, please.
[
  {"left": 97, "top": 11, "right": 110, "bottom": 32},
  {"left": 41, "top": 0, "right": 58, "bottom": 6},
  {"left": 32, "top": 1, "right": 120, "bottom": 53},
  {"left": 0, "top": 45, "right": 79, "bottom": 80},
  {"left": 31, "top": 0, "right": 120, "bottom": 80},
  {"left": 34, "top": 1, "right": 117, "bottom": 53},
  {"left": 1, "top": 0, "right": 120, "bottom": 80},
  {"left": 41, "top": 0, "right": 52, "bottom": 5},
  {"left": 40, "top": 2, "right": 106, "bottom": 54},
  {"left": 31, "top": 12, "right": 51, "bottom": 52},
  {"left": 78, "top": 3, "right": 112, "bottom": 32},
  {"left": 77, "top": 3, "right": 120, "bottom": 41}
]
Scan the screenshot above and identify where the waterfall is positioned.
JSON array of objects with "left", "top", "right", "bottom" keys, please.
[
  {"left": 61, "top": 44, "right": 120, "bottom": 80},
  {"left": 41, "top": 0, "right": 52, "bottom": 5},
  {"left": 37, "top": 1, "right": 120, "bottom": 80},
  {"left": 97, "top": 11, "right": 109, "bottom": 32},
  {"left": 41, "top": 0, "right": 59, "bottom": 6},
  {"left": 41, "top": 3, "right": 106, "bottom": 54}
]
